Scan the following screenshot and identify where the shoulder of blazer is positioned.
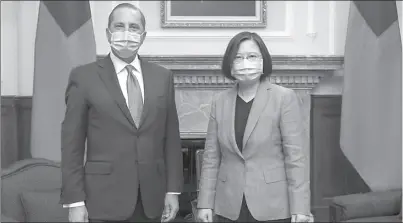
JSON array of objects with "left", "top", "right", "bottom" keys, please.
[
  {"left": 268, "top": 82, "right": 295, "bottom": 95},
  {"left": 211, "top": 85, "right": 236, "bottom": 105},
  {"left": 139, "top": 56, "right": 171, "bottom": 75},
  {"left": 267, "top": 83, "right": 299, "bottom": 108},
  {"left": 75, "top": 59, "right": 100, "bottom": 73},
  {"left": 68, "top": 60, "right": 99, "bottom": 86}
]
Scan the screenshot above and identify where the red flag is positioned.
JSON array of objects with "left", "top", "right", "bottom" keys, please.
[
  {"left": 31, "top": 1, "right": 96, "bottom": 161},
  {"left": 340, "top": 1, "right": 402, "bottom": 191}
]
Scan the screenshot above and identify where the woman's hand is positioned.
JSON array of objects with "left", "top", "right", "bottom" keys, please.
[
  {"left": 197, "top": 208, "right": 213, "bottom": 222},
  {"left": 69, "top": 206, "right": 88, "bottom": 222},
  {"left": 291, "top": 214, "right": 314, "bottom": 222}
]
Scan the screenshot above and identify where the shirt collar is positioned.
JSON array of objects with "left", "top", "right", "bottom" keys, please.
[{"left": 109, "top": 51, "right": 141, "bottom": 74}]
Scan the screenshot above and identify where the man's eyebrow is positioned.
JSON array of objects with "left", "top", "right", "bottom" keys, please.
[{"left": 129, "top": 23, "right": 141, "bottom": 27}]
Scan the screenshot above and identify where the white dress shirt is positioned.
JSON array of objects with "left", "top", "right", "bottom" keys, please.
[
  {"left": 111, "top": 51, "right": 145, "bottom": 104},
  {"left": 63, "top": 52, "right": 179, "bottom": 208}
]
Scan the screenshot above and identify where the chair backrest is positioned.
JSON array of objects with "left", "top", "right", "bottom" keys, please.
[
  {"left": 195, "top": 149, "right": 204, "bottom": 192},
  {"left": 1, "top": 158, "right": 61, "bottom": 221}
]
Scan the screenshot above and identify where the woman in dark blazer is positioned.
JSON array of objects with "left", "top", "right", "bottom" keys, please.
[{"left": 196, "top": 32, "right": 313, "bottom": 222}]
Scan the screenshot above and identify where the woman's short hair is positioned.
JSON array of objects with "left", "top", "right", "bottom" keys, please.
[{"left": 221, "top": 31, "right": 273, "bottom": 80}]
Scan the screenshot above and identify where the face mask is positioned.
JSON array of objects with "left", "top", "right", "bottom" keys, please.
[
  {"left": 231, "top": 59, "right": 263, "bottom": 83},
  {"left": 109, "top": 30, "right": 143, "bottom": 58}
]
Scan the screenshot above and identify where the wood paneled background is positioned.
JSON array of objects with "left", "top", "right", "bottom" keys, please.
[
  {"left": 310, "top": 95, "right": 370, "bottom": 220},
  {"left": 1, "top": 97, "right": 32, "bottom": 168}
]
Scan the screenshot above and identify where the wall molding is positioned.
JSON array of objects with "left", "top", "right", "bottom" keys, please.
[
  {"left": 170, "top": 72, "right": 330, "bottom": 90},
  {"left": 97, "top": 55, "right": 344, "bottom": 70},
  {"left": 171, "top": 74, "right": 325, "bottom": 90},
  {"left": 97, "top": 55, "right": 343, "bottom": 90},
  {"left": 144, "top": 31, "right": 292, "bottom": 40}
]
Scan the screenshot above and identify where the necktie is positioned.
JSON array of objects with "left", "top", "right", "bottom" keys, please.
[{"left": 126, "top": 65, "right": 143, "bottom": 127}]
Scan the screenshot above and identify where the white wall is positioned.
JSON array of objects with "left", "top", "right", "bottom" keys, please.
[
  {"left": 1, "top": 1, "right": 350, "bottom": 96},
  {"left": 97, "top": 1, "right": 350, "bottom": 55},
  {"left": 1, "top": 1, "right": 20, "bottom": 96}
]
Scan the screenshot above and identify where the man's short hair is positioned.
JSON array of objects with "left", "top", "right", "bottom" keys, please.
[
  {"left": 108, "top": 3, "right": 146, "bottom": 31},
  {"left": 221, "top": 31, "right": 273, "bottom": 80}
]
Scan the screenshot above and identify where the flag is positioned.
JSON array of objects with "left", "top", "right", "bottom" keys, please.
[
  {"left": 31, "top": 1, "right": 96, "bottom": 161},
  {"left": 340, "top": 1, "right": 402, "bottom": 191}
]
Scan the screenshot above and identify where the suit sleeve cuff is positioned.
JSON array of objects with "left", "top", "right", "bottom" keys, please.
[{"left": 63, "top": 201, "right": 85, "bottom": 208}]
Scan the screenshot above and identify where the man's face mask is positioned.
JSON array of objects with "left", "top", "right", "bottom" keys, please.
[{"left": 109, "top": 29, "right": 144, "bottom": 58}]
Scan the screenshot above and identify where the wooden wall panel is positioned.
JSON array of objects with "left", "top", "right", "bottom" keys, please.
[
  {"left": 1, "top": 97, "right": 19, "bottom": 168},
  {"left": 310, "top": 95, "right": 371, "bottom": 221},
  {"left": 1, "top": 97, "right": 32, "bottom": 168},
  {"left": 17, "top": 97, "right": 33, "bottom": 160}
]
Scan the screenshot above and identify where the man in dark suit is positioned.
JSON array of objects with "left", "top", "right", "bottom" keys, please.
[{"left": 60, "top": 3, "right": 183, "bottom": 222}]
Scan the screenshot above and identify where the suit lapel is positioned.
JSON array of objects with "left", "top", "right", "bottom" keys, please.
[
  {"left": 225, "top": 86, "right": 245, "bottom": 159},
  {"left": 97, "top": 55, "right": 136, "bottom": 129},
  {"left": 137, "top": 57, "right": 151, "bottom": 128},
  {"left": 242, "top": 79, "right": 272, "bottom": 150}
]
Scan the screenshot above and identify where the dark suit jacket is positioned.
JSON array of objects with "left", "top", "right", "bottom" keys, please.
[
  {"left": 197, "top": 78, "right": 310, "bottom": 220},
  {"left": 59, "top": 55, "right": 183, "bottom": 220}
]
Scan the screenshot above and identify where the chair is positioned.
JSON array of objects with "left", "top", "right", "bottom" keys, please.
[
  {"left": 329, "top": 190, "right": 402, "bottom": 222},
  {"left": 2, "top": 158, "right": 64, "bottom": 222}
]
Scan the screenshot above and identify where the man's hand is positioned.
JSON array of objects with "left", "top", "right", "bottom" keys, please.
[
  {"left": 69, "top": 206, "right": 88, "bottom": 222},
  {"left": 161, "top": 194, "right": 179, "bottom": 222},
  {"left": 291, "top": 214, "right": 314, "bottom": 223},
  {"left": 197, "top": 208, "right": 213, "bottom": 222}
]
